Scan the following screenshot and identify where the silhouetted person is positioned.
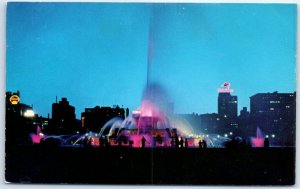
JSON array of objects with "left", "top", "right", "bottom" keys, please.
[
  {"left": 104, "top": 136, "right": 110, "bottom": 147},
  {"left": 202, "top": 139, "right": 207, "bottom": 149},
  {"left": 156, "top": 134, "right": 162, "bottom": 145},
  {"left": 175, "top": 136, "right": 179, "bottom": 148},
  {"left": 185, "top": 138, "right": 188, "bottom": 148},
  {"left": 118, "top": 138, "right": 122, "bottom": 147},
  {"left": 264, "top": 138, "right": 270, "bottom": 148},
  {"left": 83, "top": 136, "right": 88, "bottom": 147},
  {"left": 100, "top": 136, "right": 105, "bottom": 148},
  {"left": 241, "top": 139, "right": 247, "bottom": 148},
  {"left": 179, "top": 138, "right": 184, "bottom": 148},
  {"left": 87, "top": 137, "right": 92, "bottom": 147},
  {"left": 166, "top": 128, "right": 171, "bottom": 138},
  {"left": 141, "top": 136, "right": 146, "bottom": 148},
  {"left": 171, "top": 139, "right": 175, "bottom": 148},
  {"left": 231, "top": 137, "right": 237, "bottom": 148},
  {"left": 152, "top": 138, "right": 156, "bottom": 147},
  {"left": 129, "top": 140, "right": 133, "bottom": 148},
  {"left": 198, "top": 140, "right": 203, "bottom": 149}
]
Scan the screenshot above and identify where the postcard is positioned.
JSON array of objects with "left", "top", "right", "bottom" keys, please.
[{"left": 5, "top": 2, "right": 296, "bottom": 185}]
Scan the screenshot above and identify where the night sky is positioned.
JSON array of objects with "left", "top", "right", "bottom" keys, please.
[{"left": 6, "top": 3, "right": 296, "bottom": 118}]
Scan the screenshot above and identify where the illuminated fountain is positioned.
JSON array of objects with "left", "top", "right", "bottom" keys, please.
[
  {"left": 30, "top": 126, "right": 44, "bottom": 144},
  {"left": 70, "top": 12, "right": 232, "bottom": 148},
  {"left": 251, "top": 127, "right": 264, "bottom": 147},
  {"left": 69, "top": 82, "right": 232, "bottom": 148},
  {"left": 71, "top": 83, "right": 203, "bottom": 148},
  {"left": 37, "top": 9, "right": 231, "bottom": 148}
]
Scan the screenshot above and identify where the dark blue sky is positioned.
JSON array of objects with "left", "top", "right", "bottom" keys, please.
[{"left": 6, "top": 3, "right": 296, "bottom": 118}]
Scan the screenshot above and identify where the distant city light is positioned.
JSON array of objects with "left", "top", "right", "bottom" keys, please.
[
  {"left": 265, "top": 135, "right": 269, "bottom": 138},
  {"left": 224, "top": 134, "right": 228, "bottom": 137},
  {"left": 271, "top": 134, "right": 275, "bottom": 138},
  {"left": 24, "top": 109, "right": 35, "bottom": 118},
  {"left": 229, "top": 132, "right": 233, "bottom": 135}
]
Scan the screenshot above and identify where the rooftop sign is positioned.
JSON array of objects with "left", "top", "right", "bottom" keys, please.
[
  {"left": 9, "top": 95, "right": 20, "bottom": 105},
  {"left": 218, "top": 82, "right": 234, "bottom": 93}
]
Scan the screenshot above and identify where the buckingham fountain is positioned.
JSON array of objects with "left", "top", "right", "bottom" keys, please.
[{"left": 35, "top": 10, "right": 232, "bottom": 148}]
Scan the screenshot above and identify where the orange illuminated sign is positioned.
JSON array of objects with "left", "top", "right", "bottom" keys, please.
[{"left": 9, "top": 95, "right": 20, "bottom": 105}]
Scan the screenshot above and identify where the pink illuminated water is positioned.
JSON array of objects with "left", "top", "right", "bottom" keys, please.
[
  {"left": 30, "top": 126, "right": 44, "bottom": 144},
  {"left": 251, "top": 127, "right": 264, "bottom": 147}
]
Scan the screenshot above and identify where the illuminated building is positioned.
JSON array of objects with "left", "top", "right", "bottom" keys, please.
[
  {"left": 250, "top": 91, "right": 295, "bottom": 116},
  {"left": 6, "top": 91, "right": 37, "bottom": 146},
  {"left": 6, "top": 91, "right": 21, "bottom": 115},
  {"left": 52, "top": 97, "right": 78, "bottom": 134},
  {"left": 6, "top": 91, "right": 36, "bottom": 118},
  {"left": 215, "top": 82, "right": 239, "bottom": 134},
  {"left": 217, "top": 82, "right": 238, "bottom": 119},
  {"left": 218, "top": 93, "right": 238, "bottom": 119},
  {"left": 199, "top": 113, "right": 222, "bottom": 133},
  {"left": 249, "top": 91, "right": 296, "bottom": 146}
]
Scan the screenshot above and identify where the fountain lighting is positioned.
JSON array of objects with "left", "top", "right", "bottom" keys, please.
[{"left": 251, "top": 127, "right": 264, "bottom": 147}]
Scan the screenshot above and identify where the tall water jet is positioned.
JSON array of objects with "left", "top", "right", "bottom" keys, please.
[
  {"left": 251, "top": 127, "right": 264, "bottom": 147},
  {"left": 146, "top": 9, "right": 155, "bottom": 88}
]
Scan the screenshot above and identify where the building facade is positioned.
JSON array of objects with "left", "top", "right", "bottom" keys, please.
[
  {"left": 249, "top": 91, "right": 296, "bottom": 146},
  {"left": 6, "top": 91, "right": 36, "bottom": 146},
  {"left": 51, "top": 97, "right": 79, "bottom": 134},
  {"left": 218, "top": 92, "right": 238, "bottom": 119},
  {"left": 81, "top": 105, "right": 127, "bottom": 132}
]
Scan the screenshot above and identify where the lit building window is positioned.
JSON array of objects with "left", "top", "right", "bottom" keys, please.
[{"left": 270, "top": 101, "right": 280, "bottom": 103}]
